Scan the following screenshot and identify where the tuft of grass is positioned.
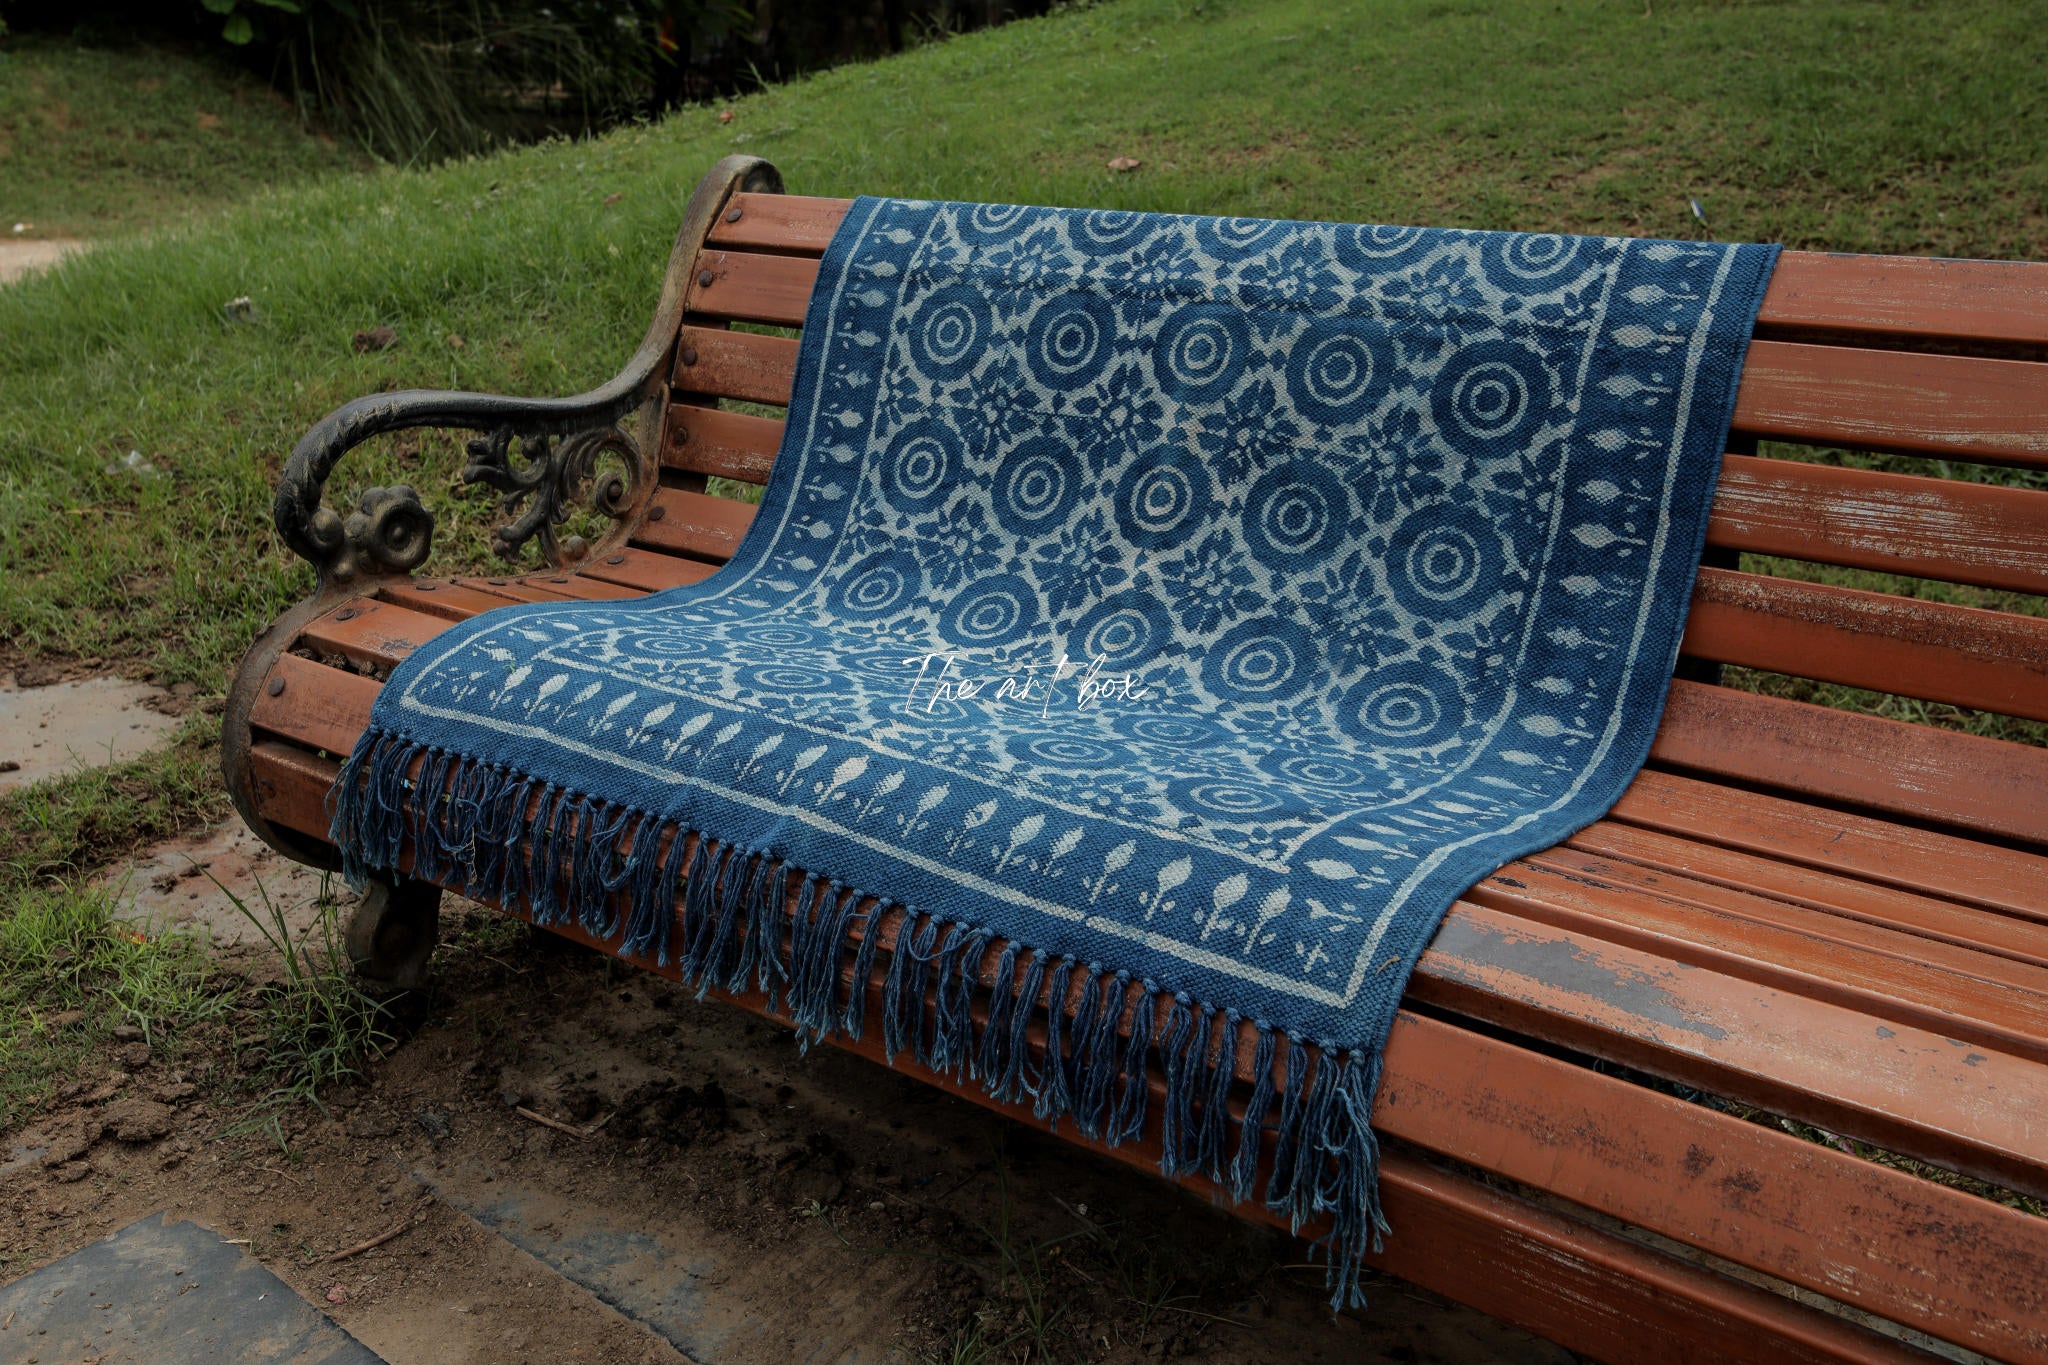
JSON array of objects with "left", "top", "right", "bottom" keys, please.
[
  {"left": 213, "top": 868, "right": 394, "bottom": 1144},
  {"left": 0, "top": 883, "right": 227, "bottom": 1129}
]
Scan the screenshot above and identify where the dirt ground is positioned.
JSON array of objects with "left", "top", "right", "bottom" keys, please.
[{"left": 2, "top": 890, "right": 1577, "bottom": 1365}]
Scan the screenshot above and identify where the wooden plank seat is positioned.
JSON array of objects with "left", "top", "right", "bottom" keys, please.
[{"left": 224, "top": 157, "right": 2048, "bottom": 1364}]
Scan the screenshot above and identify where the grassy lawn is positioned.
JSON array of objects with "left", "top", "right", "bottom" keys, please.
[
  {"left": 0, "top": 0, "right": 2044, "bottom": 1120},
  {"left": 0, "top": 35, "right": 367, "bottom": 238}
]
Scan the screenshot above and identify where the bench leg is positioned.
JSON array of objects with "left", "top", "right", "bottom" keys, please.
[{"left": 344, "top": 876, "right": 441, "bottom": 992}]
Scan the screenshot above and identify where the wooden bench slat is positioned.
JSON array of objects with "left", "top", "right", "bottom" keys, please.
[
  {"left": 1680, "top": 565, "right": 2048, "bottom": 722},
  {"left": 1757, "top": 250, "right": 2048, "bottom": 354},
  {"left": 1651, "top": 679, "right": 2048, "bottom": 846},
  {"left": 673, "top": 324, "right": 800, "bottom": 404},
  {"left": 297, "top": 598, "right": 450, "bottom": 666},
  {"left": 1416, "top": 901, "right": 2048, "bottom": 1203},
  {"left": 577, "top": 547, "right": 724, "bottom": 594},
  {"left": 248, "top": 655, "right": 380, "bottom": 758},
  {"left": 499, "top": 573, "right": 640, "bottom": 601},
  {"left": 1609, "top": 769, "right": 2048, "bottom": 923},
  {"left": 444, "top": 577, "right": 572, "bottom": 604},
  {"left": 1734, "top": 338, "right": 2048, "bottom": 465},
  {"left": 689, "top": 249, "right": 817, "bottom": 327},
  {"left": 1708, "top": 454, "right": 2048, "bottom": 595},
  {"left": 1484, "top": 856, "right": 2048, "bottom": 1063},
  {"left": 633, "top": 487, "right": 758, "bottom": 562},
  {"left": 663, "top": 403, "right": 784, "bottom": 483},
  {"left": 1565, "top": 819, "right": 2048, "bottom": 969},
  {"left": 376, "top": 579, "right": 526, "bottom": 621},
  {"left": 704, "top": 193, "right": 846, "bottom": 256},
  {"left": 708, "top": 194, "right": 2048, "bottom": 356},
  {"left": 684, "top": 249, "right": 2048, "bottom": 466},
  {"left": 1375, "top": 1010, "right": 2048, "bottom": 1360}
]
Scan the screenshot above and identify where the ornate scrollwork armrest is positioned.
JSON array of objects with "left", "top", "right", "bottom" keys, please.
[
  {"left": 275, "top": 388, "right": 656, "bottom": 587},
  {"left": 274, "top": 387, "right": 657, "bottom": 588},
  {"left": 270, "top": 152, "right": 786, "bottom": 591}
]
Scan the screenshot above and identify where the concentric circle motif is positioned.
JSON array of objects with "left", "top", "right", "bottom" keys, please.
[
  {"left": 958, "top": 202, "right": 1034, "bottom": 243},
  {"left": 1114, "top": 713, "right": 1223, "bottom": 749},
  {"left": 1488, "top": 233, "right": 1585, "bottom": 284},
  {"left": 630, "top": 632, "right": 715, "bottom": 659},
  {"left": 1194, "top": 217, "right": 1283, "bottom": 260},
  {"left": 1025, "top": 294, "right": 1118, "bottom": 391},
  {"left": 1007, "top": 732, "right": 1123, "bottom": 768},
  {"left": 939, "top": 574, "right": 1042, "bottom": 648},
  {"left": 1338, "top": 660, "right": 1467, "bottom": 748},
  {"left": 1244, "top": 459, "right": 1351, "bottom": 569},
  {"left": 992, "top": 436, "right": 1082, "bottom": 537},
  {"left": 1284, "top": 320, "right": 1390, "bottom": 427},
  {"left": 1150, "top": 302, "right": 1249, "bottom": 403},
  {"left": 879, "top": 418, "right": 964, "bottom": 513},
  {"left": 829, "top": 550, "right": 925, "bottom": 620},
  {"left": 1113, "top": 447, "right": 1215, "bottom": 550},
  {"left": 1428, "top": 339, "right": 1554, "bottom": 462},
  {"left": 1068, "top": 210, "right": 1146, "bottom": 256},
  {"left": 1201, "top": 618, "right": 1317, "bottom": 703},
  {"left": 1257, "top": 749, "right": 1378, "bottom": 793},
  {"left": 907, "top": 285, "right": 994, "bottom": 380},
  {"left": 736, "top": 663, "right": 844, "bottom": 696},
  {"left": 1386, "top": 506, "right": 1509, "bottom": 619},
  {"left": 1333, "top": 222, "right": 1433, "bottom": 270},
  {"left": 1167, "top": 775, "right": 1288, "bottom": 819},
  {"left": 1072, "top": 590, "right": 1173, "bottom": 667},
  {"left": 731, "top": 624, "right": 818, "bottom": 648}
]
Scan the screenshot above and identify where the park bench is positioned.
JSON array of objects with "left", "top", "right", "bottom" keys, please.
[{"left": 222, "top": 155, "right": 2048, "bottom": 1364}]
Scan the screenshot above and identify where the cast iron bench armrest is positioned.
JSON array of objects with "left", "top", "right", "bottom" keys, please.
[
  {"left": 272, "top": 383, "right": 656, "bottom": 585},
  {"left": 272, "top": 152, "right": 785, "bottom": 589}
]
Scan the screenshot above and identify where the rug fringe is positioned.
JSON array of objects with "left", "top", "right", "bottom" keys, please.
[{"left": 329, "top": 726, "right": 1391, "bottom": 1309}]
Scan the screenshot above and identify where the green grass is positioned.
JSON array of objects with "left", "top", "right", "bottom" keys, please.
[
  {"left": 0, "top": 882, "right": 226, "bottom": 1130},
  {"left": 0, "top": 35, "right": 367, "bottom": 239}
]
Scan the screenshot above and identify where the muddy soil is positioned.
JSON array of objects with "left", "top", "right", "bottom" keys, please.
[{"left": 2, "top": 898, "right": 1575, "bottom": 1364}]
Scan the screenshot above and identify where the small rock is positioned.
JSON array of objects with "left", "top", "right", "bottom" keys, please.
[
  {"left": 497, "top": 1087, "right": 529, "bottom": 1110},
  {"left": 114, "top": 1042, "right": 152, "bottom": 1070},
  {"left": 50, "top": 1161, "right": 93, "bottom": 1184},
  {"left": 40, "top": 1117, "right": 100, "bottom": 1167},
  {"left": 103, "top": 1097, "right": 174, "bottom": 1143},
  {"left": 326, "top": 1284, "right": 348, "bottom": 1304},
  {"left": 0, "top": 760, "right": 18, "bottom": 774},
  {"left": 112, "top": 1025, "right": 144, "bottom": 1043},
  {"left": 414, "top": 1110, "right": 452, "bottom": 1142},
  {"left": 352, "top": 325, "right": 398, "bottom": 353}
]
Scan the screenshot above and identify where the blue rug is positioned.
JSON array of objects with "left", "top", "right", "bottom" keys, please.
[{"left": 334, "top": 197, "right": 1777, "bottom": 1305}]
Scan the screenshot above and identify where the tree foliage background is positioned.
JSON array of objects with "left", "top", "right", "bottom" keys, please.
[{"left": 0, "top": 0, "right": 1067, "bottom": 162}]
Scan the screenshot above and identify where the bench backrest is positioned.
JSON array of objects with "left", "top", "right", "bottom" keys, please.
[{"left": 643, "top": 188, "right": 2048, "bottom": 856}]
